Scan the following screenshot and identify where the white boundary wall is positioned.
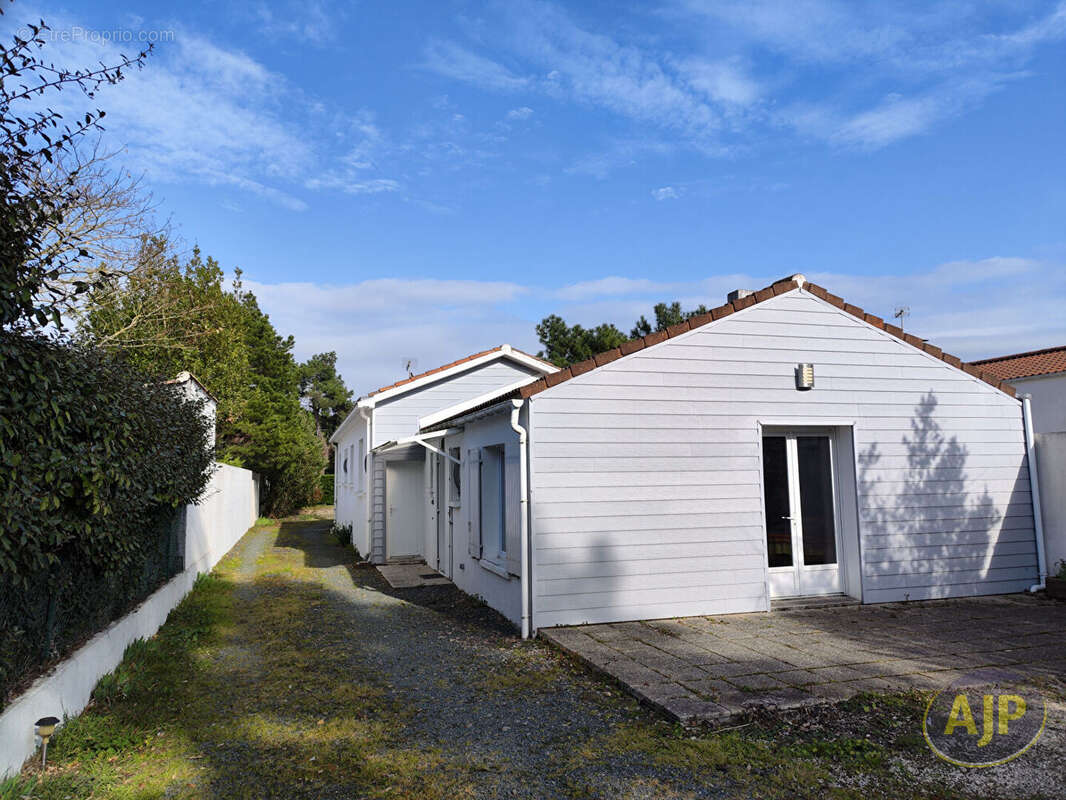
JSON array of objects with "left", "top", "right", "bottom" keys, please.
[{"left": 0, "top": 463, "right": 258, "bottom": 778}]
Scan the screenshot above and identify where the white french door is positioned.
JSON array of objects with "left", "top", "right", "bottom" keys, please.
[{"left": 762, "top": 432, "right": 842, "bottom": 598}]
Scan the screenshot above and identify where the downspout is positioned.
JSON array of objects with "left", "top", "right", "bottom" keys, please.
[
  {"left": 1021, "top": 394, "right": 1048, "bottom": 592},
  {"left": 510, "top": 400, "right": 531, "bottom": 639}
]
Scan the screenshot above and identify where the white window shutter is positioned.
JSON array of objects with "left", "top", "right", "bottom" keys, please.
[
  {"left": 467, "top": 448, "right": 481, "bottom": 557},
  {"left": 504, "top": 444, "right": 521, "bottom": 576}
]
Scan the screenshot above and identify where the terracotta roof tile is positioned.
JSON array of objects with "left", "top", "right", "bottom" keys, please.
[
  {"left": 666, "top": 320, "right": 691, "bottom": 338},
  {"left": 569, "top": 358, "right": 596, "bottom": 377},
  {"left": 594, "top": 348, "right": 622, "bottom": 367},
  {"left": 367, "top": 345, "right": 553, "bottom": 397},
  {"left": 515, "top": 274, "right": 1014, "bottom": 400},
  {"left": 844, "top": 303, "right": 865, "bottom": 320},
  {"left": 687, "top": 311, "right": 714, "bottom": 328},
  {"left": 970, "top": 345, "right": 1066, "bottom": 381},
  {"left": 519, "top": 379, "right": 547, "bottom": 398},
  {"left": 544, "top": 368, "right": 572, "bottom": 387}
]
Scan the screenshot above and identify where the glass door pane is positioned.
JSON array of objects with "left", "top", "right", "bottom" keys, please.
[
  {"left": 761, "top": 437, "right": 792, "bottom": 567},
  {"left": 797, "top": 436, "right": 837, "bottom": 566}
]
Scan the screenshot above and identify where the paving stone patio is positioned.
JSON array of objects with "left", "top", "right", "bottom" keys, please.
[
  {"left": 376, "top": 562, "right": 452, "bottom": 588},
  {"left": 539, "top": 595, "right": 1066, "bottom": 723}
]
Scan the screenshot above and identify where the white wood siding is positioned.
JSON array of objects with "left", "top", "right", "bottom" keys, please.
[
  {"left": 372, "top": 360, "right": 541, "bottom": 447},
  {"left": 363, "top": 357, "right": 542, "bottom": 562},
  {"left": 333, "top": 414, "right": 370, "bottom": 558},
  {"left": 530, "top": 290, "right": 1036, "bottom": 628},
  {"left": 443, "top": 414, "right": 523, "bottom": 626}
]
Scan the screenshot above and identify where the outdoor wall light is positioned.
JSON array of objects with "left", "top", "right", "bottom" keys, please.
[
  {"left": 35, "top": 716, "right": 60, "bottom": 768},
  {"left": 796, "top": 363, "right": 815, "bottom": 390}
]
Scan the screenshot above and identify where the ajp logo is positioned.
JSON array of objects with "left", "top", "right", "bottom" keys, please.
[{"left": 923, "top": 671, "right": 1047, "bottom": 767}]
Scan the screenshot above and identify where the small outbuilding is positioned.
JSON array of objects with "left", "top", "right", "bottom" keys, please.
[
  {"left": 971, "top": 345, "right": 1066, "bottom": 434},
  {"left": 422, "top": 275, "right": 1047, "bottom": 636}
]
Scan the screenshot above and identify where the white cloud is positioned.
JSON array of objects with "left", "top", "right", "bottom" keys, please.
[
  {"left": 246, "top": 255, "right": 1066, "bottom": 392},
  {"left": 507, "top": 106, "right": 535, "bottom": 120},
  {"left": 34, "top": 30, "right": 318, "bottom": 202},
  {"left": 421, "top": 0, "right": 1066, "bottom": 160},
  {"left": 244, "top": 277, "right": 535, "bottom": 394},
  {"left": 420, "top": 39, "right": 530, "bottom": 91},
  {"left": 251, "top": 0, "right": 340, "bottom": 43},
  {"left": 678, "top": 57, "right": 761, "bottom": 106},
  {"left": 4, "top": 11, "right": 405, "bottom": 210},
  {"left": 651, "top": 186, "right": 681, "bottom": 201},
  {"left": 303, "top": 176, "right": 401, "bottom": 195},
  {"left": 566, "top": 139, "right": 675, "bottom": 179},
  {"left": 556, "top": 276, "right": 686, "bottom": 300}
]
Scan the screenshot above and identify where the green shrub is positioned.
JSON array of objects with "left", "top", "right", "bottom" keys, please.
[
  {"left": 0, "top": 333, "right": 212, "bottom": 708},
  {"left": 319, "top": 473, "right": 335, "bottom": 505},
  {"left": 330, "top": 522, "right": 352, "bottom": 547}
]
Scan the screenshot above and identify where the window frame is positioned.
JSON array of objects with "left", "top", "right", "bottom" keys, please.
[
  {"left": 356, "top": 438, "right": 365, "bottom": 492},
  {"left": 477, "top": 444, "right": 507, "bottom": 568}
]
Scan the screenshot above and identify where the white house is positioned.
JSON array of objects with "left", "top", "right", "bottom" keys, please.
[
  {"left": 165, "top": 371, "right": 217, "bottom": 449},
  {"left": 329, "top": 345, "right": 557, "bottom": 565},
  {"left": 970, "top": 346, "right": 1066, "bottom": 434},
  {"left": 420, "top": 275, "right": 1047, "bottom": 637}
]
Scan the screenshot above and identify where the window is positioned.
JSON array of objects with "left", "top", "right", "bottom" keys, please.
[
  {"left": 479, "top": 445, "right": 506, "bottom": 563},
  {"left": 449, "top": 447, "right": 461, "bottom": 505},
  {"left": 357, "top": 438, "right": 365, "bottom": 491}
]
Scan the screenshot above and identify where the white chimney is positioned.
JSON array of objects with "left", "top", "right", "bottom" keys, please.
[{"left": 727, "top": 288, "right": 753, "bottom": 303}]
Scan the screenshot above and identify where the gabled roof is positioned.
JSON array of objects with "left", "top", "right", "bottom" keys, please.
[
  {"left": 970, "top": 345, "right": 1066, "bottom": 381},
  {"left": 365, "top": 344, "right": 555, "bottom": 399},
  {"left": 332, "top": 344, "right": 556, "bottom": 443},
  {"left": 163, "top": 371, "right": 218, "bottom": 403},
  {"left": 515, "top": 274, "right": 1016, "bottom": 400}
]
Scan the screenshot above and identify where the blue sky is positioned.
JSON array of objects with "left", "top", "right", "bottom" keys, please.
[{"left": 8, "top": 0, "right": 1066, "bottom": 391}]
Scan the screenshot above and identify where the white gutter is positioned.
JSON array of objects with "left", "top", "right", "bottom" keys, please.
[
  {"left": 510, "top": 400, "right": 531, "bottom": 639},
  {"left": 418, "top": 377, "right": 538, "bottom": 430},
  {"left": 1022, "top": 394, "right": 1048, "bottom": 592}
]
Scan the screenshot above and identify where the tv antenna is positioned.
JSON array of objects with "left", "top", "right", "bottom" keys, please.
[
  {"left": 401, "top": 357, "right": 418, "bottom": 378},
  {"left": 893, "top": 306, "right": 910, "bottom": 331}
]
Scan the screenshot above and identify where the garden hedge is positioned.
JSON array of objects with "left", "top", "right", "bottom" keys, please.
[{"left": 0, "top": 333, "right": 213, "bottom": 707}]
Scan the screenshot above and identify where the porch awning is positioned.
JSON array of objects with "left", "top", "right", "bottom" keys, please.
[{"left": 371, "top": 429, "right": 462, "bottom": 463}]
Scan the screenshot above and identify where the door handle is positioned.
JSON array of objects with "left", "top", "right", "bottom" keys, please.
[{"left": 781, "top": 515, "right": 793, "bottom": 520}]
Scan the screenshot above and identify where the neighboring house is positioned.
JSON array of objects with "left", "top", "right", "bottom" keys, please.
[
  {"left": 970, "top": 346, "right": 1066, "bottom": 434},
  {"left": 329, "top": 345, "right": 557, "bottom": 565},
  {"left": 165, "top": 371, "right": 217, "bottom": 449},
  {"left": 420, "top": 275, "right": 1045, "bottom": 636}
]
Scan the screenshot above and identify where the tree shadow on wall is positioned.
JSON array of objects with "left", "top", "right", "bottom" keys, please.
[{"left": 858, "top": 392, "right": 1014, "bottom": 601}]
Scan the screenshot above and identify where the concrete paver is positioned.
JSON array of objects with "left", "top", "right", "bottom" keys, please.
[{"left": 540, "top": 595, "right": 1066, "bottom": 722}]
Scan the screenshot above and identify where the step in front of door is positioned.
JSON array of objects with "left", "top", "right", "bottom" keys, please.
[{"left": 770, "top": 593, "right": 859, "bottom": 612}]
